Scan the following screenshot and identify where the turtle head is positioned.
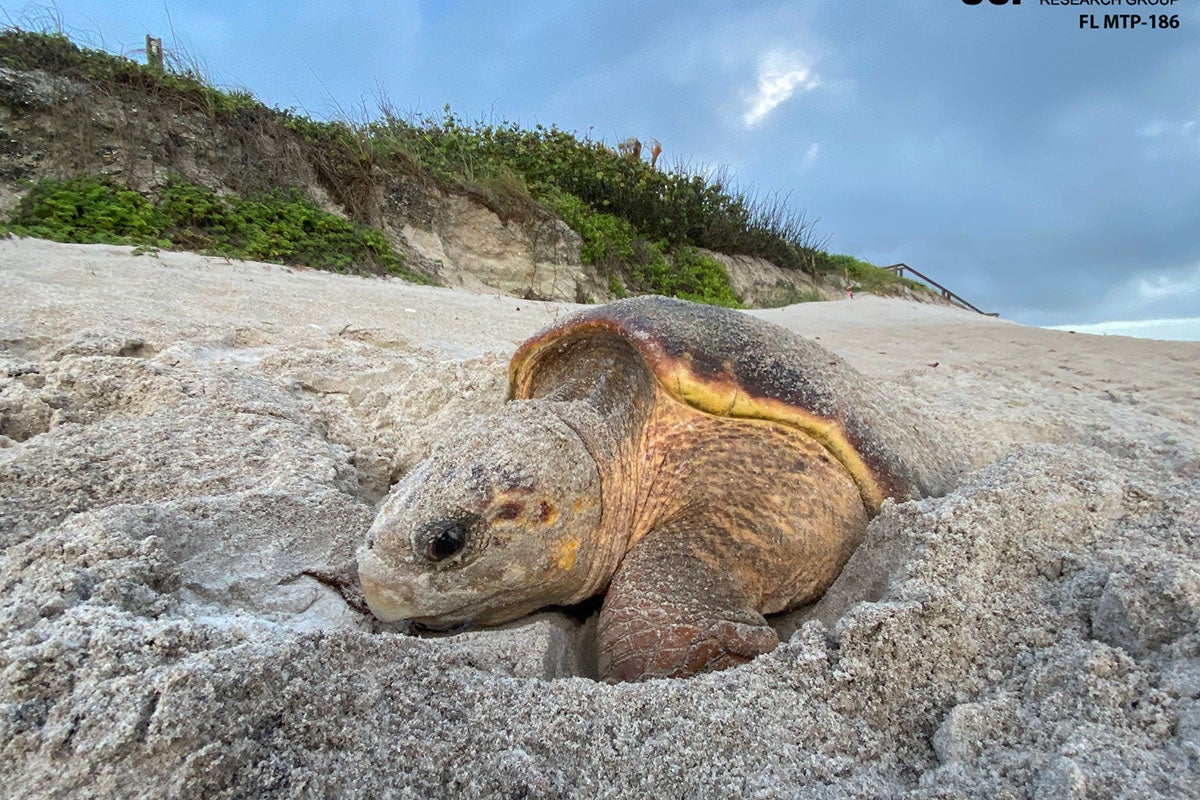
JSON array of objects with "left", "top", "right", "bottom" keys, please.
[{"left": 358, "top": 402, "right": 605, "bottom": 628}]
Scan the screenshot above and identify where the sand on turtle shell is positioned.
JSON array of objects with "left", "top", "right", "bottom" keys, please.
[{"left": 1, "top": 238, "right": 1198, "bottom": 798}]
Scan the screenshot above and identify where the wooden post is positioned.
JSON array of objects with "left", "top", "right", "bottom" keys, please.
[{"left": 146, "top": 35, "right": 163, "bottom": 72}]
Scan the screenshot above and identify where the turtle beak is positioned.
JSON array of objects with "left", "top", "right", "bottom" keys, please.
[{"left": 357, "top": 547, "right": 416, "bottom": 622}]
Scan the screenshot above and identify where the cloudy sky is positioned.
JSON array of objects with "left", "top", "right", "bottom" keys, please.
[{"left": 5, "top": 0, "right": 1198, "bottom": 331}]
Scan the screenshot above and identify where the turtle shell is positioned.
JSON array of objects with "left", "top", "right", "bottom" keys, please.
[{"left": 509, "top": 295, "right": 960, "bottom": 513}]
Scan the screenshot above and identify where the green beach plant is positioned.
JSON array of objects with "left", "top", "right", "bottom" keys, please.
[
  {"left": 825, "top": 253, "right": 929, "bottom": 295},
  {"left": 3, "top": 175, "right": 423, "bottom": 281}
]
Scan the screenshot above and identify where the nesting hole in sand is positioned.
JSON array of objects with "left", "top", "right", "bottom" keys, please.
[{"left": 326, "top": 568, "right": 881, "bottom": 684}]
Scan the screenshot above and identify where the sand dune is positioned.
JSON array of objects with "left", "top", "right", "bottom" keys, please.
[{"left": 2, "top": 239, "right": 1197, "bottom": 798}]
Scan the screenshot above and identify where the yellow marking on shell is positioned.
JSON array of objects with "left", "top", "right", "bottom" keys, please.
[
  {"left": 657, "top": 360, "right": 885, "bottom": 513},
  {"left": 508, "top": 327, "right": 566, "bottom": 398},
  {"left": 553, "top": 536, "right": 580, "bottom": 570}
]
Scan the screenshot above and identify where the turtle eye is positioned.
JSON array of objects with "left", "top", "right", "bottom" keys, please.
[{"left": 423, "top": 520, "right": 468, "bottom": 562}]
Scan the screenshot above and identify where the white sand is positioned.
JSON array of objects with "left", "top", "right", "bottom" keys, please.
[{"left": 2, "top": 239, "right": 1198, "bottom": 798}]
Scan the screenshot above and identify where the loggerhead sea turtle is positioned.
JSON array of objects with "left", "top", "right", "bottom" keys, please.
[{"left": 358, "top": 295, "right": 962, "bottom": 681}]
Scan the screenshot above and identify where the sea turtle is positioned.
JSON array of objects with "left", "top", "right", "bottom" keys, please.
[{"left": 358, "top": 295, "right": 962, "bottom": 681}]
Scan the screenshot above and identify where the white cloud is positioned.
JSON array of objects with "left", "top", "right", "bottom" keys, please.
[
  {"left": 1041, "top": 262, "right": 1200, "bottom": 332},
  {"left": 742, "top": 50, "right": 819, "bottom": 128},
  {"left": 1131, "top": 266, "right": 1200, "bottom": 303},
  {"left": 800, "top": 142, "right": 821, "bottom": 170},
  {"left": 1135, "top": 117, "right": 1199, "bottom": 161},
  {"left": 1069, "top": 262, "right": 1200, "bottom": 326},
  {"left": 1137, "top": 121, "right": 1166, "bottom": 138},
  {"left": 1136, "top": 118, "right": 1197, "bottom": 138}
]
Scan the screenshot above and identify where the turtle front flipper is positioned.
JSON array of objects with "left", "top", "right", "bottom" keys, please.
[{"left": 596, "top": 523, "right": 779, "bottom": 682}]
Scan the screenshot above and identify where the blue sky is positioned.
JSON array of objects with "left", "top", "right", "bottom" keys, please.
[{"left": 4, "top": 0, "right": 1198, "bottom": 330}]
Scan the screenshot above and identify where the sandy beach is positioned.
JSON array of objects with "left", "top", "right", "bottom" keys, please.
[{"left": 2, "top": 238, "right": 1198, "bottom": 797}]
